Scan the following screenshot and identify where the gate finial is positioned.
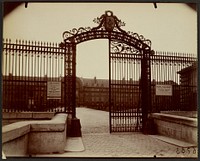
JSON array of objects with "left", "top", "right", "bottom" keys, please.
[{"left": 92, "top": 10, "right": 126, "bottom": 32}]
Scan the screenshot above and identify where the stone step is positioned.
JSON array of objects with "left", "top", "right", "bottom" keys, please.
[{"left": 149, "top": 135, "right": 197, "bottom": 148}]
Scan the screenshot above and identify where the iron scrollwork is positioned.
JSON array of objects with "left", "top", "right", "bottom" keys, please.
[
  {"left": 110, "top": 41, "right": 140, "bottom": 54},
  {"left": 62, "top": 10, "right": 152, "bottom": 50},
  {"left": 127, "top": 31, "right": 152, "bottom": 47},
  {"left": 63, "top": 27, "right": 91, "bottom": 41}
]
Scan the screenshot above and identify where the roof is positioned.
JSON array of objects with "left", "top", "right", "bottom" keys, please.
[
  {"left": 177, "top": 62, "right": 197, "bottom": 74},
  {"left": 79, "top": 77, "right": 109, "bottom": 87},
  {"left": 79, "top": 77, "right": 140, "bottom": 87}
]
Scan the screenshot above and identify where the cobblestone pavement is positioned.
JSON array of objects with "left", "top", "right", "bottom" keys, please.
[{"left": 36, "top": 107, "right": 198, "bottom": 158}]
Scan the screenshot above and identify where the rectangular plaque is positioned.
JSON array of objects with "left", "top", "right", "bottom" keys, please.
[
  {"left": 156, "top": 84, "right": 172, "bottom": 96},
  {"left": 47, "top": 81, "right": 61, "bottom": 99}
]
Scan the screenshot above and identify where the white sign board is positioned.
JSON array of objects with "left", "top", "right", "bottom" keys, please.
[
  {"left": 47, "top": 81, "right": 61, "bottom": 99},
  {"left": 156, "top": 85, "right": 172, "bottom": 96}
]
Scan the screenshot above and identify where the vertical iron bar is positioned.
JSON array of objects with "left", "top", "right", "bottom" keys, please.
[
  {"left": 21, "top": 41, "right": 24, "bottom": 110},
  {"left": 11, "top": 41, "right": 13, "bottom": 111},
  {"left": 61, "top": 49, "right": 64, "bottom": 111},
  {"left": 47, "top": 43, "right": 50, "bottom": 111},
  {"left": 72, "top": 42, "right": 76, "bottom": 118},
  {"left": 25, "top": 41, "right": 28, "bottom": 111},
  {"left": 109, "top": 39, "right": 112, "bottom": 133},
  {"left": 28, "top": 41, "right": 30, "bottom": 111},
  {"left": 14, "top": 40, "right": 17, "bottom": 112},
  {"left": 4, "top": 41, "right": 8, "bottom": 111},
  {"left": 34, "top": 42, "right": 37, "bottom": 111}
]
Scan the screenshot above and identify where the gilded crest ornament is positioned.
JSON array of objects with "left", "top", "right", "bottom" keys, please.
[
  {"left": 92, "top": 10, "right": 126, "bottom": 33},
  {"left": 104, "top": 11, "right": 115, "bottom": 31}
]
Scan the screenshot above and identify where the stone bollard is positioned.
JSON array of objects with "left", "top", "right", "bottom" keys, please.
[
  {"left": 143, "top": 117, "right": 157, "bottom": 135},
  {"left": 69, "top": 118, "right": 82, "bottom": 137}
]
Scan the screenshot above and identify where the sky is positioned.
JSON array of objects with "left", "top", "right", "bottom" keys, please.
[{"left": 3, "top": 2, "right": 197, "bottom": 79}]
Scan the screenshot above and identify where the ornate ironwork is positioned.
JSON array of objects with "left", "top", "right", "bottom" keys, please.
[
  {"left": 62, "top": 27, "right": 91, "bottom": 41},
  {"left": 62, "top": 10, "right": 151, "bottom": 49},
  {"left": 109, "top": 40, "right": 142, "bottom": 132},
  {"left": 110, "top": 40, "right": 141, "bottom": 54},
  {"left": 92, "top": 10, "right": 126, "bottom": 33},
  {"left": 127, "top": 31, "right": 152, "bottom": 47},
  {"left": 61, "top": 11, "right": 154, "bottom": 133}
]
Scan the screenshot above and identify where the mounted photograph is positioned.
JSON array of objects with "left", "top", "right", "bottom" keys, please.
[{"left": 2, "top": 1, "right": 198, "bottom": 159}]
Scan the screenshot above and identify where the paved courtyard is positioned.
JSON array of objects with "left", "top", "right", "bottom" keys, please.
[{"left": 35, "top": 107, "right": 198, "bottom": 158}]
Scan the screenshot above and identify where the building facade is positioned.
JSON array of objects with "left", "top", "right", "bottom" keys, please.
[
  {"left": 177, "top": 62, "right": 197, "bottom": 111},
  {"left": 3, "top": 67, "right": 197, "bottom": 112}
]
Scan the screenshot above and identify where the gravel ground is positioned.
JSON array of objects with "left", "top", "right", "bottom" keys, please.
[
  {"left": 75, "top": 107, "right": 198, "bottom": 158},
  {"left": 34, "top": 107, "right": 198, "bottom": 158}
]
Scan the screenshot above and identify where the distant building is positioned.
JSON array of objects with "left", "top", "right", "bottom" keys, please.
[
  {"left": 3, "top": 67, "right": 197, "bottom": 112},
  {"left": 77, "top": 77, "right": 140, "bottom": 111},
  {"left": 77, "top": 77, "right": 109, "bottom": 110}
]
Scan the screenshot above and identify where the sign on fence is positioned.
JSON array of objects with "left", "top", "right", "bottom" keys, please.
[
  {"left": 47, "top": 81, "right": 61, "bottom": 99},
  {"left": 156, "top": 85, "right": 172, "bottom": 96}
]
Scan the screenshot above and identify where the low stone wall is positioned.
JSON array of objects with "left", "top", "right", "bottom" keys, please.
[
  {"left": 160, "top": 111, "right": 197, "bottom": 118},
  {"left": 2, "top": 113, "right": 68, "bottom": 157},
  {"left": 2, "top": 122, "right": 30, "bottom": 157},
  {"left": 2, "top": 112, "right": 55, "bottom": 126},
  {"left": 150, "top": 113, "right": 197, "bottom": 144}
]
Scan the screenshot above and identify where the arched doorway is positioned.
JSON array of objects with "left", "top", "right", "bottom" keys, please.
[{"left": 59, "top": 11, "right": 153, "bottom": 133}]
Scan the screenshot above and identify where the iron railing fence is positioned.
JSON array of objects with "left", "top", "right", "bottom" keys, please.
[
  {"left": 151, "top": 51, "right": 197, "bottom": 112},
  {"left": 2, "top": 39, "right": 197, "bottom": 113},
  {"left": 2, "top": 39, "right": 69, "bottom": 113},
  {"left": 77, "top": 51, "right": 197, "bottom": 112}
]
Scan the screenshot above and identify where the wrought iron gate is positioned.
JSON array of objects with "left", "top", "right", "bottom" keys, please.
[
  {"left": 60, "top": 11, "right": 152, "bottom": 132},
  {"left": 4, "top": 11, "right": 196, "bottom": 134},
  {"left": 109, "top": 40, "right": 143, "bottom": 132}
]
